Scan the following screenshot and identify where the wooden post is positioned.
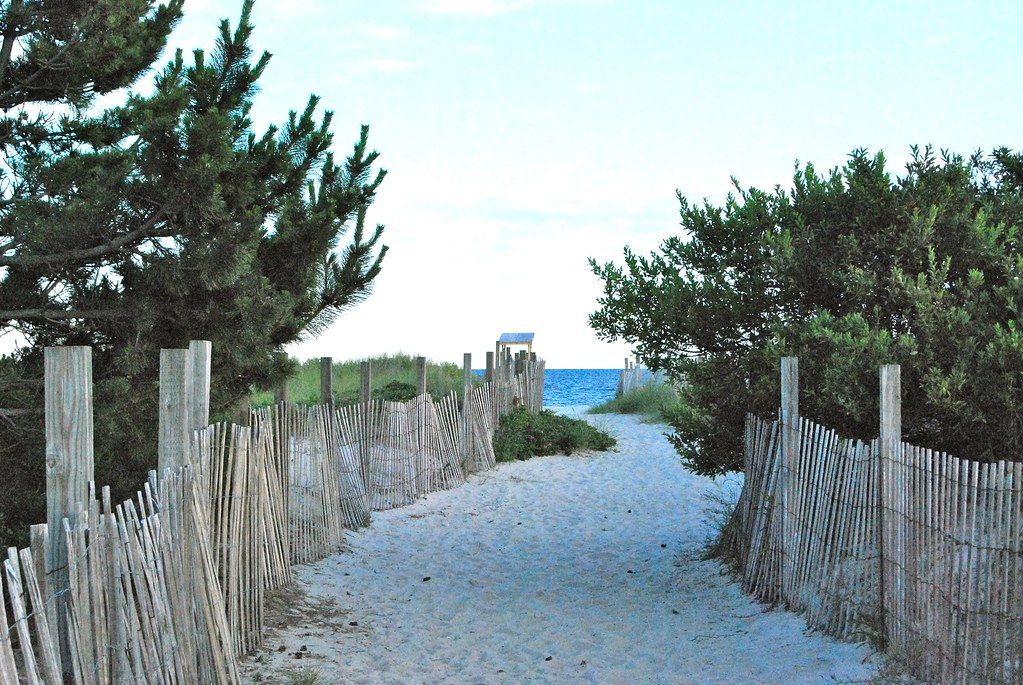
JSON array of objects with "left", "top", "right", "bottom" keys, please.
[
  {"left": 463, "top": 353, "right": 472, "bottom": 463},
  {"left": 416, "top": 356, "right": 428, "bottom": 396},
  {"left": 360, "top": 361, "right": 372, "bottom": 403},
  {"left": 879, "top": 363, "right": 901, "bottom": 645},
  {"left": 159, "top": 348, "right": 191, "bottom": 472},
  {"left": 274, "top": 381, "right": 289, "bottom": 404},
  {"left": 320, "top": 356, "right": 333, "bottom": 406},
  {"left": 485, "top": 351, "right": 495, "bottom": 384},
  {"left": 187, "top": 340, "right": 212, "bottom": 432},
  {"left": 779, "top": 356, "right": 799, "bottom": 603},
  {"left": 360, "top": 360, "right": 372, "bottom": 486},
  {"left": 45, "top": 345, "right": 94, "bottom": 674}
]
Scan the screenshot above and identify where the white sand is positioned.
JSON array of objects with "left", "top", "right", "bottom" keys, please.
[{"left": 244, "top": 410, "right": 879, "bottom": 684}]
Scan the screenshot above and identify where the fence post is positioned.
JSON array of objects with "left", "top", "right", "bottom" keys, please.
[
  {"left": 463, "top": 353, "right": 472, "bottom": 464},
  {"left": 159, "top": 348, "right": 191, "bottom": 472},
  {"left": 360, "top": 361, "right": 372, "bottom": 403},
  {"left": 485, "top": 352, "right": 494, "bottom": 385},
  {"left": 45, "top": 345, "right": 94, "bottom": 674},
  {"left": 779, "top": 356, "right": 799, "bottom": 604},
  {"left": 320, "top": 356, "right": 333, "bottom": 406},
  {"left": 416, "top": 356, "right": 428, "bottom": 396},
  {"left": 879, "top": 363, "right": 900, "bottom": 646},
  {"left": 187, "top": 340, "right": 212, "bottom": 432},
  {"left": 274, "top": 381, "right": 289, "bottom": 404},
  {"left": 360, "top": 361, "right": 372, "bottom": 479}
]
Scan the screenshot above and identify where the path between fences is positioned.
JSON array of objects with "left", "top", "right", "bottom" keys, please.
[{"left": 243, "top": 412, "right": 879, "bottom": 684}]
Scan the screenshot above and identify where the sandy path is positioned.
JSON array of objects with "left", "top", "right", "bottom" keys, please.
[{"left": 244, "top": 410, "right": 878, "bottom": 684}]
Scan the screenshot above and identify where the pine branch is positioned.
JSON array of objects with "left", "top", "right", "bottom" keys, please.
[
  {"left": 0, "top": 207, "right": 173, "bottom": 268},
  {"left": 0, "top": 0, "right": 25, "bottom": 89},
  {"left": 0, "top": 308, "right": 129, "bottom": 320}
]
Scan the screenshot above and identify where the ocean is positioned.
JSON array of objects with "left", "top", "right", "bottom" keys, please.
[{"left": 542, "top": 369, "right": 620, "bottom": 407}]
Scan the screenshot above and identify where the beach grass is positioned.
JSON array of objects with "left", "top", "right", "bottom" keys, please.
[
  {"left": 588, "top": 382, "right": 681, "bottom": 423},
  {"left": 251, "top": 353, "right": 474, "bottom": 407},
  {"left": 493, "top": 407, "right": 616, "bottom": 461}
]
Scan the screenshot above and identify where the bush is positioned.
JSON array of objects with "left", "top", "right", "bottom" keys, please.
[
  {"left": 493, "top": 408, "right": 616, "bottom": 462},
  {"left": 589, "top": 383, "right": 681, "bottom": 422},
  {"left": 375, "top": 380, "right": 418, "bottom": 402},
  {"left": 590, "top": 147, "right": 1023, "bottom": 474}
]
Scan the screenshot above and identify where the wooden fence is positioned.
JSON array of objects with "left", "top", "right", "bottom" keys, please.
[
  {"left": 616, "top": 356, "right": 663, "bottom": 397},
  {"left": 720, "top": 357, "right": 1023, "bottom": 684},
  {"left": 0, "top": 346, "right": 544, "bottom": 683}
]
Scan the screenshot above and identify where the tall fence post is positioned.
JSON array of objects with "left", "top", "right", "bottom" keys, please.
[
  {"left": 360, "top": 361, "right": 372, "bottom": 479},
  {"left": 273, "top": 381, "right": 289, "bottom": 404},
  {"left": 320, "top": 356, "right": 333, "bottom": 406},
  {"left": 463, "top": 353, "right": 472, "bottom": 464},
  {"left": 879, "top": 363, "right": 900, "bottom": 646},
  {"left": 416, "top": 356, "right": 428, "bottom": 396},
  {"left": 45, "top": 345, "right": 95, "bottom": 674},
  {"left": 159, "top": 348, "right": 191, "bottom": 472},
  {"left": 360, "top": 361, "right": 372, "bottom": 404},
  {"left": 779, "top": 356, "right": 799, "bottom": 603},
  {"left": 485, "top": 352, "right": 494, "bottom": 385},
  {"left": 187, "top": 340, "right": 212, "bottom": 432}
]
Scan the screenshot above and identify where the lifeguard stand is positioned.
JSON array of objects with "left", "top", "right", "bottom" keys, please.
[{"left": 496, "top": 332, "right": 534, "bottom": 359}]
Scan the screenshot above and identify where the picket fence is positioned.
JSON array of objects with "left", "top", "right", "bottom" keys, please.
[
  {"left": 616, "top": 357, "right": 664, "bottom": 397},
  {"left": 720, "top": 359, "right": 1023, "bottom": 684},
  {"left": 0, "top": 347, "right": 544, "bottom": 683}
]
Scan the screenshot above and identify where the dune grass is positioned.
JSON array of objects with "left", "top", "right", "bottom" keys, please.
[
  {"left": 250, "top": 353, "right": 476, "bottom": 407},
  {"left": 493, "top": 407, "right": 616, "bottom": 462},
  {"left": 588, "top": 382, "right": 681, "bottom": 423}
]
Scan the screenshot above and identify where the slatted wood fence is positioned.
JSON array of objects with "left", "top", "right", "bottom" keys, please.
[
  {"left": 719, "top": 358, "right": 1023, "bottom": 684},
  {"left": 0, "top": 346, "right": 545, "bottom": 683},
  {"left": 616, "top": 357, "right": 664, "bottom": 397}
]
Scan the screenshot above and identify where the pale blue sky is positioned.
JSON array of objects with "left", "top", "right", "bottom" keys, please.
[{"left": 167, "top": 0, "right": 1023, "bottom": 368}]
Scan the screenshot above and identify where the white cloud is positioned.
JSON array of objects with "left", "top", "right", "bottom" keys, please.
[
  {"left": 422, "top": 0, "right": 532, "bottom": 16},
  {"left": 357, "top": 58, "right": 414, "bottom": 73},
  {"left": 360, "top": 24, "right": 411, "bottom": 40}
]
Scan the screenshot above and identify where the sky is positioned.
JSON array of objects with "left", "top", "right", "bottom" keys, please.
[{"left": 160, "top": 0, "right": 1023, "bottom": 368}]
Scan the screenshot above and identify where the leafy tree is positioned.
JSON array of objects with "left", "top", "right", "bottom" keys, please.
[
  {"left": 0, "top": 0, "right": 388, "bottom": 540},
  {"left": 590, "top": 148, "right": 1023, "bottom": 475}
]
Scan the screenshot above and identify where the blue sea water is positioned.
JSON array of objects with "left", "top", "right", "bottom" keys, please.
[{"left": 542, "top": 369, "right": 620, "bottom": 407}]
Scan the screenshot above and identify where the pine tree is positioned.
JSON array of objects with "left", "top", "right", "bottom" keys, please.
[{"left": 0, "top": 0, "right": 388, "bottom": 540}]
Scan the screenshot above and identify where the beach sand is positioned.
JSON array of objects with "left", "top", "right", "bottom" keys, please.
[{"left": 243, "top": 410, "right": 879, "bottom": 684}]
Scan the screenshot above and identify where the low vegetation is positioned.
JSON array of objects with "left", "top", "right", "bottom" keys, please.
[
  {"left": 493, "top": 408, "right": 616, "bottom": 462},
  {"left": 588, "top": 383, "right": 681, "bottom": 423},
  {"left": 251, "top": 353, "right": 476, "bottom": 406}
]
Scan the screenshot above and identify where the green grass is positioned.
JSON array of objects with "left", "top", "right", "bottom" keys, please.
[
  {"left": 493, "top": 407, "right": 616, "bottom": 462},
  {"left": 588, "top": 382, "right": 681, "bottom": 423},
  {"left": 250, "top": 353, "right": 475, "bottom": 407}
]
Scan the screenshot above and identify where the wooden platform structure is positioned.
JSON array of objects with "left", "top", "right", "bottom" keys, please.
[{"left": 496, "top": 332, "right": 534, "bottom": 358}]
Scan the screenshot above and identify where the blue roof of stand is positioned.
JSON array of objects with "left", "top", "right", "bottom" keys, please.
[{"left": 498, "top": 332, "right": 534, "bottom": 344}]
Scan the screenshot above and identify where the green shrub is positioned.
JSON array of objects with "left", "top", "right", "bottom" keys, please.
[
  {"left": 250, "top": 353, "right": 473, "bottom": 407},
  {"left": 375, "top": 380, "right": 418, "bottom": 402},
  {"left": 493, "top": 408, "right": 616, "bottom": 462},
  {"left": 589, "top": 383, "right": 681, "bottom": 423}
]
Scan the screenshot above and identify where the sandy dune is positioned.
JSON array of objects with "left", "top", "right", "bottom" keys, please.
[{"left": 244, "top": 410, "right": 879, "bottom": 684}]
